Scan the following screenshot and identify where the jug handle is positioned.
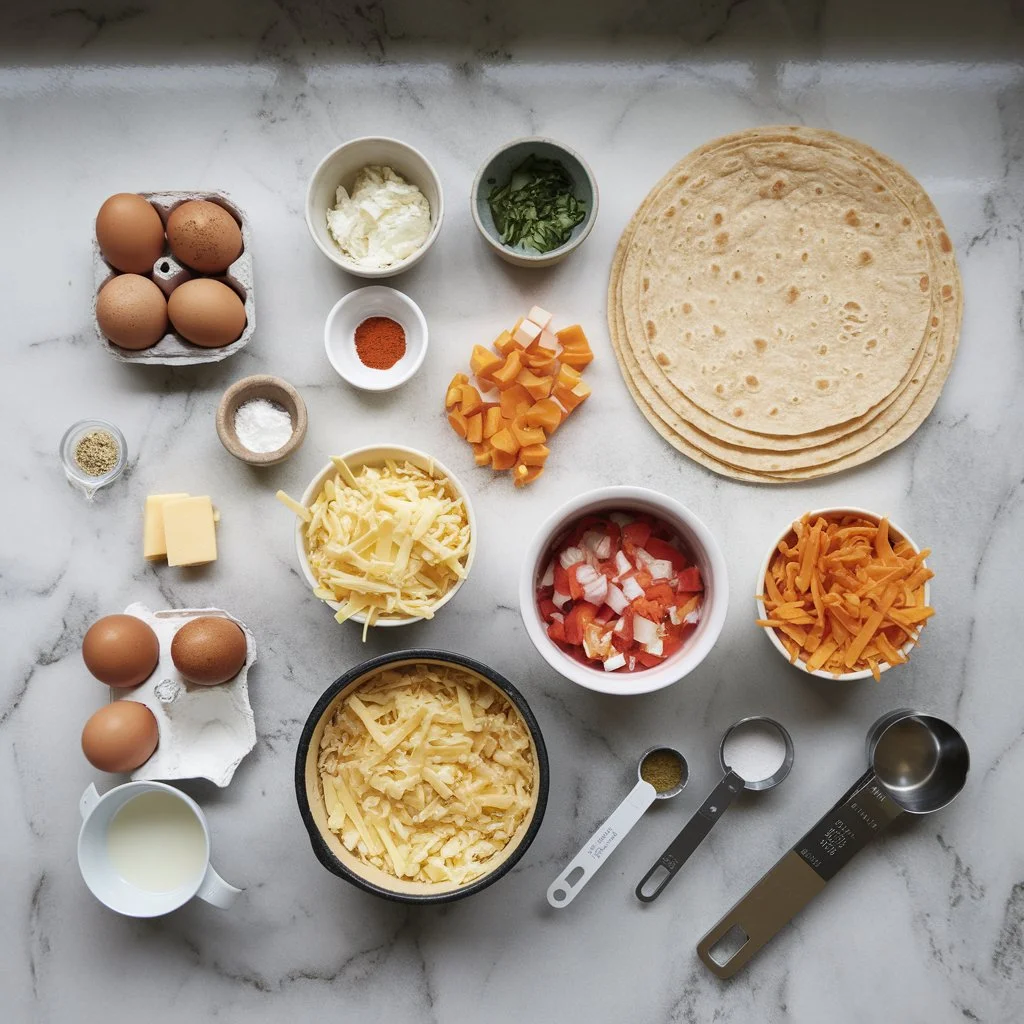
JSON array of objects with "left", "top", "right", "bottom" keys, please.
[
  {"left": 79, "top": 783, "right": 101, "bottom": 821},
  {"left": 196, "top": 864, "right": 243, "bottom": 910}
]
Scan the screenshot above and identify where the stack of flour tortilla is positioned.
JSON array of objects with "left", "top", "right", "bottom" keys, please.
[{"left": 607, "top": 126, "right": 962, "bottom": 483}]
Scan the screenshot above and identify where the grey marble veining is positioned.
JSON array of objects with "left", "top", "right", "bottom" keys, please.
[{"left": 2, "top": 0, "right": 1023, "bottom": 1020}]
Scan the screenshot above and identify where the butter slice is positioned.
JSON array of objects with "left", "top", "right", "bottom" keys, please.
[
  {"left": 143, "top": 493, "right": 190, "bottom": 560},
  {"left": 163, "top": 496, "right": 217, "bottom": 567}
]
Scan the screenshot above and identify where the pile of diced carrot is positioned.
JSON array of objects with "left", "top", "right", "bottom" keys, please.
[{"left": 445, "top": 306, "right": 593, "bottom": 487}]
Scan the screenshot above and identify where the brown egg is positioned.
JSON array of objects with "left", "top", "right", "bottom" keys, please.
[
  {"left": 96, "top": 193, "right": 166, "bottom": 274},
  {"left": 96, "top": 274, "right": 169, "bottom": 350},
  {"left": 167, "top": 278, "right": 246, "bottom": 348},
  {"left": 83, "top": 614, "right": 161, "bottom": 688},
  {"left": 166, "top": 200, "right": 243, "bottom": 273},
  {"left": 171, "top": 616, "right": 247, "bottom": 686},
  {"left": 82, "top": 701, "right": 159, "bottom": 772}
]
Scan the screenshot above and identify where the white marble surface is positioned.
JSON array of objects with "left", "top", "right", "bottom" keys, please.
[{"left": 3, "top": 0, "right": 1023, "bottom": 1020}]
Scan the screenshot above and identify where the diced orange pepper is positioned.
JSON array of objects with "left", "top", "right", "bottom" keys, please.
[
  {"left": 490, "top": 428, "right": 520, "bottom": 456},
  {"left": 447, "top": 409, "right": 468, "bottom": 438},
  {"left": 465, "top": 412, "right": 483, "bottom": 444},
  {"left": 472, "top": 442, "right": 491, "bottom": 467},
  {"left": 491, "top": 349, "right": 523, "bottom": 389},
  {"left": 482, "top": 405, "right": 503, "bottom": 439},
  {"left": 490, "top": 448, "right": 517, "bottom": 471},
  {"left": 513, "top": 463, "right": 545, "bottom": 488},
  {"left": 554, "top": 379, "right": 591, "bottom": 413},
  {"left": 499, "top": 383, "right": 533, "bottom": 419},
  {"left": 445, "top": 372, "right": 469, "bottom": 408},
  {"left": 556, "top": 363, "right": 581, "bottom": 388},
  {"left": 494, "top": 329, "right": 519, "bottom": 355},
  {"left": 516, "top": 368, "right": 554, "bottom": 401},
  {"left": 460, "top": 384, "right": 483, "bottom": 417},
  {"left": 511, "top": 416, "right": 546, "bottom": 447},
  {"left": 556, "top": 324, "right": 593, "bottom": 369},
  {"left": 525, "top": 398, "right": 564, "bottom": 432},
  {"left": 470, "top": 345, "right": 503, "bottom": 378},
  {"left": 519, "top": 443, "right": 550, "bottom": 466},
  {"left": 524, "top": 350, "right": 558, "bottom": 374}
]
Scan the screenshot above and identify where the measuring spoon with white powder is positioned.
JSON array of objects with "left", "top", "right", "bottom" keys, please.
[{"left": 636, "top": 717, "right": 794, "bottom": 902}]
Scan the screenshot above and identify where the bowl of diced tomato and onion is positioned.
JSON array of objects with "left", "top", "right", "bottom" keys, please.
[{"left": 519, "top": 487, "right": 728, "bottom": 695}]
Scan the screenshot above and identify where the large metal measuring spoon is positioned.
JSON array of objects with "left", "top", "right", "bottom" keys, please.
[
  {"left": 697, "top": 710, "right": 969, "bottom": 978},
  {"left": 636, "top": 716, "right": 794, "bottom": 902},
  {"left": 547, "top": 746, "right": 687, "bottom": 909}
]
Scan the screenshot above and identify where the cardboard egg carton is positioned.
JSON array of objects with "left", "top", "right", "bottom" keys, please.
[
  {"left": 92, "top": 191, "right": 256, "bottom": 365},
  {"left": 111, "top": 603, "right": 257, "bottom": 787}
]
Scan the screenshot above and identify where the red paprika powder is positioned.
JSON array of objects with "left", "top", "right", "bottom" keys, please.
[{"left": 355, "top": 316, "right": 406, "bottom": 370}]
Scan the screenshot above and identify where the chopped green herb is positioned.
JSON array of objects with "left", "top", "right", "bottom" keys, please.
[{"left": 487, "top": 155, "right": 586, "bottom": 254}]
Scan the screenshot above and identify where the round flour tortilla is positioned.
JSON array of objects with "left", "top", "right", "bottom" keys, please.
[{"left": 607, "top": 126, "right": 962, "bottom": 482}]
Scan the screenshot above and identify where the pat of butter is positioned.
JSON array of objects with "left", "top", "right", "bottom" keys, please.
[
  {"left": 143, "top": 493, "right": 190, "bottom": 560},
  {"left": 163, "top": 496, "right": 218, "bottom": 567}
]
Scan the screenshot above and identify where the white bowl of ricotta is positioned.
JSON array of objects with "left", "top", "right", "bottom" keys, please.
[{"left": 306, "top": 137, "right": 444, "bottom": 278}]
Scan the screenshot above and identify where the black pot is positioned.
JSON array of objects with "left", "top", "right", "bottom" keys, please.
[{"left": 295, "top": 649, "right": 550, "bottom": 904}]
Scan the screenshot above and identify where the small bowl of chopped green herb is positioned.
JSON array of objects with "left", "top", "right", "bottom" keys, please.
[{"left": 472, "top": 138, "right": 597, "bottom": 268}]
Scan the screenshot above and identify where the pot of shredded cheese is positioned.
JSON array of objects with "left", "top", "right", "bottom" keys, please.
[
  {"left": 278, "top": 446, "right": 476, "bottom": 635},
  {"left": 295, "top": 651, "right": 549, "bottom": 902}
]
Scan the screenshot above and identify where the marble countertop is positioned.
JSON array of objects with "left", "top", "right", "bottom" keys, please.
[{"left": 3, "top": 0, "right": 1023, "bottom": 1020}]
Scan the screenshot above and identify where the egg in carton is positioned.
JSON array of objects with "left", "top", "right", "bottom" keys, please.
[
  {"left": 110, "top": 603, "right": 257, "bottom": 787},
  {"left": 92, "top": 191, "right": 255, "bottom": 365}
]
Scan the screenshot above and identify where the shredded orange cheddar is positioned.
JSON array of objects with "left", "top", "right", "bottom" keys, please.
[{"left": 756, "top": 512, "right": 933, "bottom": 680}]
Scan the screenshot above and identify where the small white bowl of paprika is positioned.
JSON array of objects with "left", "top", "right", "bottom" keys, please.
[{"left": 324, "top": 286, "right": 428, "bottom": 392}]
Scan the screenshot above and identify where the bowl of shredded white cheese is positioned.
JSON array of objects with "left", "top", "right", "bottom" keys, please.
[{"left": 305, "top": 137, "right": 444, "bottom": 278}]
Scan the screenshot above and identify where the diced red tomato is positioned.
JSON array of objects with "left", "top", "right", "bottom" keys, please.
[
  {"left": 547, "top": 619, "right": 567, "bottom": 643},
  {"left": 567, "top": 563, "right": 587, "bottom": 601},
  {"left": 631, "top": 597, "right": 663, "bottom": 622},
  {"left": 635, "top": 650, "right": 665, "bottom": 668},
  {"left": 564, "top": 602, "right": 599, "bottom": 645},
  {"left": 660, "top": 630, "right": 684, "bottom": 659},
  {"left": 539, "top": 598, "right": 558, "bottom": 621},
  {"left": 594, "top": 605, "right": 616, "bottom": 625},
  {"left": 644, "top": 582, "right": 675, "bottom": 606},
  {"left": 553, "top": 562, "right": 571, "bottom": 595},
  {"left": 622, "top": 521, "right": 652, "bottom": 555},
  {"left": 676, "top": 567, "right": 703, "bottom": 592},
  {"left": 644, "top": 537, "right": 687, "bottom": 571}
]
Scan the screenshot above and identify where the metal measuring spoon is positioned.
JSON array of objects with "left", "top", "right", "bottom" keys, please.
[
  {"left": 547, "top": 746, "right": 687, "bottom": 909},
  {"left": 697, "top": 710, "right": 969, "bottom": 978},
  {"left": 636, "top": 717, "right": 794, "bottom": 902}
]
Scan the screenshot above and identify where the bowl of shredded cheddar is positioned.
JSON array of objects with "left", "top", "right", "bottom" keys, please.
[
  {"left": 295, "top": 651, "right": 549, "bottom": 903},
  {"left": 756, "top": 507, "right": 933, "bottom": 682},
  {"left": 278, "top": 446, "right": 476, "bottom": 635}
]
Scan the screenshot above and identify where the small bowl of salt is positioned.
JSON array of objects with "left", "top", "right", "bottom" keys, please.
[{"left": 216, "top": 375, "right": 307, "bottom": 467}]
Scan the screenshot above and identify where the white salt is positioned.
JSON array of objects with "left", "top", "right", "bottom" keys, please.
[
  {"left": 722, "top": 720, "right": 788, "bottom": 783},
  {"left": 234, "top": 398, "right": 293, "bottom": 453}
]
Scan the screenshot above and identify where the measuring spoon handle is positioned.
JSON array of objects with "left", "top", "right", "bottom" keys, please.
[
  {"left": 697, "top": 769, "right": 904, "bottom": 978},
  {"left": 636, "top": 770, "right": 745, "bottom": 903},
  {"left": 547, "top": 780, "right": 657, "bottom": 909}
]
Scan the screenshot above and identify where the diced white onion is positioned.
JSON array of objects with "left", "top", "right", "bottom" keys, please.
[
  {"left": 648, "top": 559, "right": 674, "bottom": 580},
  {"left": 621, "top": 576, "right": 644, "bottom": 602},
  {"left": 581, "top": 531, "right": 612, "bottom": 560},
  {"left": 613, "top": 551, "right": 632, "bottom": 578},
  {"left": 633, "top": 615, "right": 658, "bottom": 646},
  {"left": 609, "top": 513, "right": 633, "bottom": 527},
  {"left": 613, "top": 617, "right": 625, "bottom": 634},
  {"left": 603, "top": 653, "right": 626, "bottom": 672},
  {"left": 539, "top": 560, "right": 555, "bottom": 588},
  {"left": 635, "top": 548, "right": 653, "bottom": 568},
  {"left": 627, "top": 655, "right": 636, "bottom": 671},
  {"left": 559, "top": 546, "right": 584, "bottom": 569},
  {"left": 684, "top": 609, "right": 700, "bottom": 625},
  {"left": 668, "top": 605, "right": 682, "bottom": 625},
  {"left": 549, "top": 612, "right": 564, "bottom": 624},
  {"left": 643, "top": 636, "right": 664, "bottom": 657},
  {"left": 604, "top": 584, "right": 628, "bottom": 615},
  {"left": 552, "top": 590, "right": 570, "bottom": 609}
]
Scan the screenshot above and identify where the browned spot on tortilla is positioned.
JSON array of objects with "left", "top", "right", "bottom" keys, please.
[
  {"left": 844, "top": 209, "right": 860, "bottom": 227},
  {"left": 732, "top": 407, "right": 744, "bottom": 417},
  {"left": 819, "top": 345, "right": 829, "bottom": 355},
  {"left": 816, "top": 379, "right": 829, "bottom": 390},
  {"left": 756, "top": 274, "right": 766, "bottom": 284},
  {"left": 646, "top": 320, "right": 656, "bottom": 339},
  {"left": 682, "top": 302, "right": 692, "bottom": 314},
  {"left": 664, "top": 207, "right": 675, "bottom": 219},
  {"left": 714, "top": 231, "right": 729, "bottom": 249},
  {"left": 745, "top": 375, "right": 759, "bottom": 389},
  {"left": 859, "top": 251, "right": 873, "bottom": 265},
  {"left": 656, "top": 352, "right": 670, "bottom": 367},
  {"left": 677, "top": 175, "right": 688, "bottom": 186},
  {"left": 902, "top": 217, "right": 911, "bottom": 227},
  {"left": 753, "top": 338, "right": 768, "bottom": 353},
  {"left": 844, "top": 301, "right": 861, "bottom": 311},
  {"left": 715, "top": 383, "right": 725, "bottom": 395},
  {"left": 786, "top": 286, "right": 800, "bottom": 304},
  {"left": 711, "top": 264, "right": 720, "bottom": 275},
  {"left": 713, "top": 324, "right": 725, "bottom": 336},
  {"left": 940, "top": 232, "right": 952, "bottom": 252},
  {"left": 769, "top": 407, "right": 778, "bottom": 416},
  {"left": 815, "top": 186, "right": 824, "bottom": 195},
  {"left": 642, "top": 277, "right": 650, "bottom": 292},
  {"left": 942, "top": 284, "right": 953, "bottom": 299},
  {"left": 865, "top": 338, "right": 877, "bottom": 350},
  {"left": 874, "top": 184, "right": 885, "bottom": 192},
  {"left": 713, "top": 212, "right": 723, "bottom": 226},
  {"left": 931, "top": 316, "right": 939, "bottom": 327},
  {"left": 919, "top": 275, "right": 930, "bottom": 292},
  {"left": 771, "top": 179, "right": 785, "bottom": 197}
]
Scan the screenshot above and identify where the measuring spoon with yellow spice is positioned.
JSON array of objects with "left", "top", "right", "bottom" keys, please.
[{"left": 547, "top": 746, "right": 687, "bottom": 909}]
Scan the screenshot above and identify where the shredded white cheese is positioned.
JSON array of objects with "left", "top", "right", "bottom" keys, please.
[
  {"left": 278, "top": 457, "right": 472, "bottom": 632},
  {"left": 318, "top": 664, "right": 536, "bottom": 886}
]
